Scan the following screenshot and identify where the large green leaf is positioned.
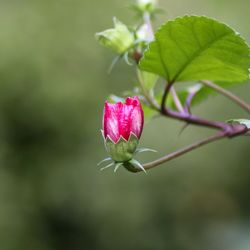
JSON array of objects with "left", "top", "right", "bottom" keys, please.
[{"left": 139, "top": 16, "right": 250, "bottom": 83}]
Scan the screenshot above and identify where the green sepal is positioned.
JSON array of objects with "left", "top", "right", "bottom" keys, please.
[
  {"left": 100, "top": 162, "right": 114, "bottom": 171},
  {"left": 98, "top": 158, "right": 147, "bottom": 174},
  {"left": 114, "top": 162, "right": 123, "bottom": 173},
  {"left": 105, "top": 133, "right": 139, "bottom": 162},
  {"left": 135, "top": 147, "right": 157, "bottom": 154},
  {"left": 97, "top": 157, "right": 112, "bottom": 166},
  {"left": 130, "top": 159, "right": 147, "bottom": 174},
  {"left": 123, "top": 159, "right": 147, "bottom": 174}
]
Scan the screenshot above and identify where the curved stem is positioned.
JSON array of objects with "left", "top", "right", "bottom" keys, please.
[
  {"left": 161, "top": 81, "right": 173, "bottom": 111},
  {"left": 184, "top": 86, "right": 202, "bottom": 114},
  {"left": 142, "top": 132, "right": 226, "bottom": 170},
  {"left": 201, "top": 80, "right": 250, "bottom": 114},
  {"left": 161, "top": 82, "right": 227, "bottom": 130},
  {"left": 137, "top": 69, "right": 160, "bottom": 111},
  {"left": 184, "top": 92, "right": 195, "bottom": 114},
  {"left": 170, "top": 86, "right": 185, "bottom": 113}
]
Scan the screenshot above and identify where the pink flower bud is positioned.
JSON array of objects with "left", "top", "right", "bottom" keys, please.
[{"left": 103, "top": 96, "right": 144, "bottom": 143}]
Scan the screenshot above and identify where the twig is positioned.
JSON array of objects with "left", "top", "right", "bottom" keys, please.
[
  {"left": 142, "top": 132, "right": 226, "bottom": 170},
  {"left": 201, "top": 80, "right": 250, "bottom": 114},
  {"left": 131, "top": 124, "right": 247, "bottom": 172}
]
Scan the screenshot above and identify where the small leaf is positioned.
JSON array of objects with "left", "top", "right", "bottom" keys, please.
[
  {"left": 227, "top": 119, "right": 250, "bottom": 129},
  {"left": 140, "top": 16, "right": 250, "bottom": 83}
]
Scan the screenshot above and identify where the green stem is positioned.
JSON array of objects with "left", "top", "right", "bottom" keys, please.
[{"left": 137, "top": 69, "right": 160, "bottom": 111}]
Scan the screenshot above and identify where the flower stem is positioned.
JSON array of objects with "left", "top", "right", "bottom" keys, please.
[
  {"left": 142, "top": 132, "right": 226, "bottom": 170},
  {"left": 201, "top": 80, "right": 250, "bottom": 114},
  {"left": 131, "top": 124, "right": 247, "bottom": 172}
]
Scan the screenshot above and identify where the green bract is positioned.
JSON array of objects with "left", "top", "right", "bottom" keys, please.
[
  {"left": 140, "top": 16, "right": 250, "bottom": 83},
  {"left": 105, "top": 133, "right": 139, "bottom": 162},
  {"left": 95, "top": 17, "right": 134, "bottom": 55}
]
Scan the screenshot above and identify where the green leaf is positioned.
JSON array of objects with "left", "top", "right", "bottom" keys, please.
[
  {"left": 227, "top": 119, "right": 250, "bottom": 129},
  {"left": 140, "top": 16, "right": 250, "bottom": 83}
]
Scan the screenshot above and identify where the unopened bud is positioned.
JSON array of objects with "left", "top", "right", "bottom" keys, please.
[
  {"left": 96, "top": 17, "right": 134, "bottom": 55},
  {"left": 136, "top": 0, "right": 158, "bottom": 12}
]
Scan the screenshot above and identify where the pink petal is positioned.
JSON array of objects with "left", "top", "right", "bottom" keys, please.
[
  {"left": 103, "top": 101, "right": 122, "bottom": 142},
  {"left": 125, "top": 96, "right": 140, "bottom": 106},
  {"left": 125, "top": 96, "right": 144, "bottom": 139},
  {"left": 118, "top": 104, "right": 133, "bottom": 140},
  {"left": 130, "top": 104, "right": 144, "bottom": 138},
  {"left": 103, "top": 96, "right": 144, "bottom": 143}
]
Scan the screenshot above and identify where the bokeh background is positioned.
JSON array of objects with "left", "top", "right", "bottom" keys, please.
[{"left": 0, "top": 0, "right": 249, "bottom": 249}]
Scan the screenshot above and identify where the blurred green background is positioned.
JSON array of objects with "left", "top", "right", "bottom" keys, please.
[{"left": 0, "top": 0, "right": 249, "bottom": 249}]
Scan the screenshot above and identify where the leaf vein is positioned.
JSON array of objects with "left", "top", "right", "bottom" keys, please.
[{"left": 172, "top": 31, "right": 232, "bottom": 82}]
